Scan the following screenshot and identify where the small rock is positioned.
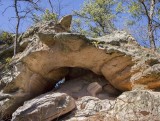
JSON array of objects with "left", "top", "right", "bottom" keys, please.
[{"left": 87, "top": 82, "right": 102, "bottom": 96}]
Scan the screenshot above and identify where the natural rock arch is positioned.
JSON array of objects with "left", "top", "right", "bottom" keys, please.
[{"left": 1, "top": 15, "right": 160, "bottom": 119}]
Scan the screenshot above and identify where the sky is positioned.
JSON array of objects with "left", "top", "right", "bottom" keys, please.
[{"left": 0, "top": 0, "right": 84, "bottom": 33}]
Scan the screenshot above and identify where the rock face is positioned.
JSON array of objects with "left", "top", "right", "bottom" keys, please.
[
  {"left": 5, "top": 19, "right": 160, "bottom": 94},
  {"left": 65, "top": 90, "right": 160, "bottom": 121},
  {"left": 112, "top": 90, "right": 160, "bottom": 121},
  {"left": 11, "top": 92, "right": 75, "bottom": 121},
  {"left": 1, "top": 15, "right": 160, "bottom": 120},
  {"left": 65, "top": 96, "right": 115, "bottom": 121}
]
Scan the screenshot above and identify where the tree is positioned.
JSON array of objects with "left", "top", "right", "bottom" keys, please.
[
  {"left": 119, "top": 0, "right": 160, "bottom": 50},
  {"left": 13, "top": 0, "right": 43, "bottom": 55},
  {"left": 0, "top": 31, "right": 13, "bottom": 45},
  {"left": 1, "top": 0, "right": 69, "bottom": 55},
  {"left": 32, "top": 9, "right": 58, "bottom": 23},
  {"left": 32, "top": 0, "right": 68, "bottom": 23},
  {"left": 1, "top": 0, "right": 43, "bottom": 55},
  {"left": 73, "top": 0, "right": 116, "bottom": 37}
]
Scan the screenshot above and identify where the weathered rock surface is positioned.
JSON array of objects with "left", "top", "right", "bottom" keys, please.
[
  {"left": 65, "top": 90, "right": 160, "bottom": 121},
  {"left": 6, "top": 21, "right": 160, "bottom": 94},
  {"left": 1, "top": 15, "right": 160, "bottom": 120},
  {"left": 64, "top": 96, "right": 116, "bottom": 121},
  {"left": 11, "top": 92, "right": 75, "bottom": 121},
  {"left": 112, "top": 90, "right": 160, "bottom": 121}
]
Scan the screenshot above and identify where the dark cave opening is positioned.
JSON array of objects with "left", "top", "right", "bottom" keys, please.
[{"left": 53, "top": 67, "right": 121, "bottom": 100}]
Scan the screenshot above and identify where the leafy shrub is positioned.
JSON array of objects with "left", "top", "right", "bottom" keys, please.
[
  {"left": 0, "top": 31, "right": 14, "bottom": 45},
  {"left": 32, "top": 9, "right": 58, "bottom": 23},
  {"left": 5, "top": 57, "right": 12, "bottom": 64}
]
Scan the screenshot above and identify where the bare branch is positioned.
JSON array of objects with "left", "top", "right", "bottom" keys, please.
[
  {"left": 139, "top": 0, "right": 150, "bottom": 21},
  {"left": 2, "top": 5, "right": 14, "bottom": 15},
  {"left": 48, "top": 0, "right": 54, "bottom": 13}
]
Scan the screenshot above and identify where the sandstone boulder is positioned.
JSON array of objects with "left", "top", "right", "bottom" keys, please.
[
  {"left": 111, "top": 90, "right": 160, "bottom": 121},
  {"left": 64, "top": 96, "right": 116, "bottom": 121},
  {"left": 65, "top": 90, "right": 160, "bottom": 121},
  {"left": 62, "top": 96, "right": 115, "bottom": 121},
  {"left": 11, "top": 92, "right": 75, "bottom": 121},
  {"left": 8, "top": 28, "right": 160, "bottom": 94}
]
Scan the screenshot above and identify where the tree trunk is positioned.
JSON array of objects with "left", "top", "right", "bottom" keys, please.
[
  {"left": 148, "top": 0, "right": 156, "bottom": 50},
  {"left": 148, "top": 22, "right": 156, "bottom": 49},
  {"left": 14, "top": 0, "right": 20, "bottom": 55}
]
